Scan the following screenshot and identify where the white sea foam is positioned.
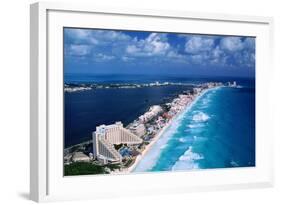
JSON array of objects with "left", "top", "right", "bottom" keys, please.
[
  {"left": 188, "top": 124, "right": 204, "bottom": 128},
  {"left": 192, "top": 112, "right": 210, "bottom": 122},
  {"left": 179, "top": 146, "right": 204, "bottom": 161},
  {"left": 193, "top": 135, "right": 207, "bottom": 142},
  {"left": 172, "top": 146, "right": 203, "bottom": 171},
  {"left": 160, "top": 144, "right": 167, "bottom": 149},
  {"left": 178, "top": 135, "right": 201, "bottom": 143},
  {"left": 178, "top": 137, "right": 187, "bottom": 143},
  {"left": 184, "top": 128, "right": 204, "bottom": 134}
]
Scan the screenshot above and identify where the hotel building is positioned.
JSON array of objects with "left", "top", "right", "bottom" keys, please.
[
  {"left": 139, "top": 105, "right": 163, "bottom": 123},
  {"left": 129, "top": 123, "right": 146, "bottom": 137},
  {"left": 92, "top": 122, "right": 143, "bottom": 164}
]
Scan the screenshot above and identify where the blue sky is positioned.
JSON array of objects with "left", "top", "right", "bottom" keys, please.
[{"left": 64, "top": 28, "right": 255, "bottom": 77}]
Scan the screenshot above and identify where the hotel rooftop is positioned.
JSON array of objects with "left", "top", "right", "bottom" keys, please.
[{"left": 92, "top": 122, "right": 143, "bottom": 164}]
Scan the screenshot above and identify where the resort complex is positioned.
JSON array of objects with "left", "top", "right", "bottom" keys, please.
[
  {"left": 92, "top": 122, "right": 142, "bottom": 164},
  {"left": 64, "top": 81, "right": 240, "bottom": 175}
]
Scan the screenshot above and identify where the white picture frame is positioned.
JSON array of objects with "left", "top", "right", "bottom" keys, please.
[{"left": 30, "top": 1, "right": 274, "bottom": 202}]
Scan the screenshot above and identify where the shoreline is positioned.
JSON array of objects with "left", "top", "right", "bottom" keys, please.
[
  {"left": 127, "top": 86, "right": 220, "bottom": 173},
  {"left": 126, "top": 116, "right": 173, "bottom": 173},
  {"left": 63, "top": 81, "right": 236, "bottom": 175}
]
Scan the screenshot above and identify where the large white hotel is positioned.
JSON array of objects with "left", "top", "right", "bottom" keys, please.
[{"left": 92, "top": 122, "right": 143, "bottom": 164}]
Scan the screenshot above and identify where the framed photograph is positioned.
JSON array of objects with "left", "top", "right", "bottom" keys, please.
[{"left": 30, "top": 2, "right": 274, "bottom": 202}]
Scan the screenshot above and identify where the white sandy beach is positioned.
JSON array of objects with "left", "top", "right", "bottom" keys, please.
[{"left": 126, "top": 117, "right": 173, "bottom": 173}]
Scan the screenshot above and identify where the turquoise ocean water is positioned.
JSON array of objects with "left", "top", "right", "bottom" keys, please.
[{"left": 134, "top": 86, "right": 255, "bottom": 172}]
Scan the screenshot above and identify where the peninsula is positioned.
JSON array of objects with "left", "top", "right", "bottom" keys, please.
[{"left": 64, "top": 81, "right": 237, "bottom": 175}]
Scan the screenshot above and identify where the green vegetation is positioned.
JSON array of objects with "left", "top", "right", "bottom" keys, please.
[
  {"left": 64, "top": 162, "right": 107, "bottom": 176},
  {"left": 106, "top": 163, "right": 121, "bottom": 170},
  {"left": 123, "top": 158, "right": 133, "bottom": 167},
  {"left": 64, "top": 162, "right": 122, "bottom": 176}
]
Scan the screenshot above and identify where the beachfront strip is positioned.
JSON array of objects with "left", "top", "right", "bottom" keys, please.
[{"left": 64, "top": 81, "right": 237, "bottom": 175}]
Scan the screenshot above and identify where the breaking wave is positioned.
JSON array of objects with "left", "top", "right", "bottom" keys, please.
[
  {"left": 187, "top": 123, "right": 204, "bottom": 128},
  {"left": 192, "top": 112, "right": 210, "bottom": 122},
  {"left": 178, "top": 137, "right": 187, "bottom": 143},
  {"left": 172, "top": 146, "right": 204, "bottom": 171}
]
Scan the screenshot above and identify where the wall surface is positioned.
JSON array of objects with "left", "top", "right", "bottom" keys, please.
[{"left": 0, "top": 0, "right": 280, "bottom": 204}]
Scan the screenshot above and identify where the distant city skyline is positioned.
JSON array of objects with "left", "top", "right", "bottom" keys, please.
[{"left": 64, "top": 28, "right": 255, "bottom": 78}]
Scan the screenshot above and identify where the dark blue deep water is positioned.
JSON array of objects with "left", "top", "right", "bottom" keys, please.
[
  {"left": 64, "top": 85, "right": 193, "bottom": 147},
  {"left": 64, "top": 74, "right": 255, "bottom": 170}
]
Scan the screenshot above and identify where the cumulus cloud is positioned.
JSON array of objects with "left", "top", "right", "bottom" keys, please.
[
  {"left": 220, "top": 37, "right": 244, "bottom": 52},
  {"left": 126, "top": 33, "right": 170, "bottom": 56},
  {"left": 182, "top": 35, "right": 222, "bottom": 65},
  {"left": 162, "top": 50, "right": 187, "bottom": 64},
  {"left": 93, "top": 53, "right": 115, "bottom": 62},
  {"left": 121, "top": 56, "right": 134, "bottom": 62},
  {"left": 181, "top": 35, "right": 255, "bottom": 67},
  {"left": 65, "top": 28, "right": 131, "bottom": 45},
  {"left": 244, "top": 38, "right": 255, "bottom": 51},
  {"left": 64, "top": 28, "right": 255, "bottom": 69},
  {"left": 64, "top": 29, "right": 133, "bottom": 61},
  {"left": 66, "top": 44, "right": 91, "bottom": 56},
  {"left": 66, "top": 29, "right": 91, "bottom": 39},
  {"left": 218, "top": 37, "right": 255, "bottom": 67},
  {"left": 185, "top": 36, "right": 215, "bottom": 54}
]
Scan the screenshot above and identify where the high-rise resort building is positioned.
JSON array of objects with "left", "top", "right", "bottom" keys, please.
[{"left": 92, "top": 122, "right": 143, "bottom": 165}]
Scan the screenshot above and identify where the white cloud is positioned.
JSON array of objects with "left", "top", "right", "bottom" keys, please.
[
  {"left": 145, "top": 33, "right": 170, "bottom": 54},
  {"left": 189, "top": 53, "right": 211, "bottom": 65},
  {"left": 212, "top": 46, "right": 222, "bottom": 58},
  {"left": 183, "top": 36, "right": 255, "bottom": 67},
  {"left": 208, "top": 46, "right": 227, "bottom": 65},
  {"left": 220, "top": 37, "right": 244, "bottom": 52},
  {"left": 218, "top": 37, "right": 255, "bottom": 67},
  {"left": 93, "top": 53, "right": 115, "bottom": 62},
  {"left": 126, "top": 45, "right": 140, "bottom": 54},
  {"left": 126, "top": 33, "right": 170, "bottom": 56},
  {"left": 66, "top": 29, "right": 91, "bottom": 39},
  {"left": 65, "top": 28, "right": 131, "bottom": 46},
  {"left": 121, "top": 56, "right": 134, "bottom": 62},
  {"left": 190, "top": 54, "right": 204, "bottom": 64},
  {"left": 66, "top": 45, "right": 91, "bottom": 56},
  {"left": 65, "top": 28, "right": 255, "bottom": 68},
  {"left": 99, "top": 30, "right": 130, "bottom": 42},
  {"left": 166, "top": 51, "right": 189, "bottom": 64},
  {"left": 244, "top": 37, "right": 255, "bottom": 51},
  {"left": 185, "top": 36, "right": 215, "bottom": 54},
  {"left": 182, "top": 36, "right": 220, "bottom": 65}
]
